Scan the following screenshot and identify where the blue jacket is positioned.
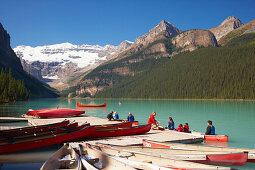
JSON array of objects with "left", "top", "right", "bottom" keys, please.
[
  {"left": 115, "top": 114, "right": 119, "bottom": 120},
  {"left": 168, "top": 121, "right": 175, "bottom": 130},
  {"left": 128, "top": 115, "right": 135, "bottom": 122},
  {"left": 211, "top": 126, "right": 215, "bottom": 135}
]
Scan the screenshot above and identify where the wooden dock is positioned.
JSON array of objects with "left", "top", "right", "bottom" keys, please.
[{"left": 0, "top": 115, "right": 203, "bottom": 145}]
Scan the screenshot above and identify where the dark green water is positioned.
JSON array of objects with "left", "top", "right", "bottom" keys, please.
[{"left": 1, "top": 98, "right": 255, "bottom": 169}]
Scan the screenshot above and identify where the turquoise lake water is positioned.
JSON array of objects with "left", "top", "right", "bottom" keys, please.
[{"left": 1, "top": 98, "right": 255, "bottom": 169}]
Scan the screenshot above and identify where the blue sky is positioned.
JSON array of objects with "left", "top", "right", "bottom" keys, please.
[{"left": 0, "top": 0, "right": 255, "bottom": 47}]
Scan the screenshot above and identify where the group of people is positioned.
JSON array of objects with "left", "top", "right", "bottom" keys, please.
[
  {"left": 167, "top": 117, "right": 190, "bottom": 133},
  {"left": 107, "top": 111, "right": 135, "bottom": 122},
  {"left": 147, "top": 112, "right": 215, "bottom": 135}
]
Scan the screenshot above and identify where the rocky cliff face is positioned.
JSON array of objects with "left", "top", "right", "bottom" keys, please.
[
  {"left": 172, "top": 29, "right": 218, "bottom": 54},
  {"left": 118, "top": 20, "right": 182, "bottom": 58},
  {"left": 209, "top": 16, "right": 243, "bottom": 41},
  {"left": 0, "top": 23, "right": 23, "bottom": 70}
]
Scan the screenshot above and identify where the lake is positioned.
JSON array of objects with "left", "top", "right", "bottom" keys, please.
[{"left": 1, "top": 98, "right": 255, "bottom": 169}]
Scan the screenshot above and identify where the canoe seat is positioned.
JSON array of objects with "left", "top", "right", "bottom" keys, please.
[
  {"left": 89, "top": 158, "right": 99, "bottom": 164},
  {"left": 142, "top": 160, "right": 152, "bottom": 163}
]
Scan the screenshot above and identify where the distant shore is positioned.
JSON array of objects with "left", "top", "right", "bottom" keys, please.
[{"left": 59, "top": 97, "right": 255, "bottom": 102}]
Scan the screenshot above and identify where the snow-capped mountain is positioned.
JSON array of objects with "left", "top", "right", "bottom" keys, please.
[{"left": 13, "top": 40, "right": 133, "bottom": 83}]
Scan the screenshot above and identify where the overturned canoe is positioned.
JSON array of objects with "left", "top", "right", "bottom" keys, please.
[
  {"left": 204, "top": 135, "right": 228, "bottom": 142},
  {"left": 96, "top": 143, "right": 233, "bottom": 170},
  {"left": 98, "top": 143, "right": 247, "bottom": 166},
  {"left": 76, "top": 103, "right": 106, "bottom": 107},
  {"left": 27, "top": 109, "right": 85, "bottom": 118},
  {"left": 41, "top": 143, "right": 81, "bottom": 170},
  {"left": 143, "top": 139, "right": 255, "bottom": 163}
]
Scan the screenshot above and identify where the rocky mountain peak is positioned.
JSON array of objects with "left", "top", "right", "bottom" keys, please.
[
  {"left": 118, "top": 20, "right": 182, "bottom": 58},
  {"left": 220, "top": 16, "right": 242, "bottom": 27},
  {"left": 151, "top": 20, "right": 181, "bottom": 37},
  {"left": 136, "top": 20, "right": 182, "bottom": 44},
  {"left": 209, "top": 16, "right": 243, "bottom": 41}
]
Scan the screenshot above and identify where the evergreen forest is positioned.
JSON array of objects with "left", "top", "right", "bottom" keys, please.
[
  {"left": 0, "top": 68, "right": 29, "bottom": 102},
  {"left": 95, "top": 33, "right": 255, "bottom": 99}
]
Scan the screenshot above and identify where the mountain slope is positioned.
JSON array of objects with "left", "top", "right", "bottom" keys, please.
[
  {"left": 96, "top": 33, "right": 255, "bottom": 99},
  {"left": 69, "top": 26, "right": 217, "bottom": 97},
  {"left": 0, "top": 23, "right": 58, "bottom": 98},
  {"left": 218, "top": 19, "right": 255, "bottom": 45},
  {"left": 209, "top": 16, "right": 243, "bottom": 41}
]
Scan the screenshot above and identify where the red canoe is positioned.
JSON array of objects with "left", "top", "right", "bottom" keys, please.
[
  {"left": 204, "top": 135, "right": 228, "bottom": 142},
  {"left": 143, "top": 139, "right": 255, "bottom": 163},
  {"left": 0, "top": 120, "right": 70, "bottom": 137},
  {"left": 87, "top": 124, "right": 151, "bottom": 138},
  {"left": 112, "top": 120, "right": 139, "bottom": 126},
  {"left": 94, "top": 121, "right": 133, "bottom": 129},
  {"left": 76, "top": 102, "right": 106, "bottom": 107},
  {"left": 0, "top": 125, "right": 95, "bottom": 154},
  {"left": 27, "top": 109, "right": 85, "bottom": 118}
]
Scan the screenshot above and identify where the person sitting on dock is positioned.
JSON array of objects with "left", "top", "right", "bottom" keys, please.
[
  {"left": 107, "top": 111, "right": 114, "bottom": 121},
  {"left": 167, "top": 117, "right": 175, "bottom": 130},
  {"left": 175, "top": 124, "right": 183, "bottom": 132},
  {"left": 205, "top": 120, "right": 215, "bottom": 135},
  {"left": 127, "top": 112, "right": 135, "bottom": 122},
  {"left": 114, "top": 112, "right": 119, "bottom": 120},
  {"left": 183, "top": 123, "right": 190, "bottom": 133},
  {"left": 148, "top": 112, "right": 161, "bottom": 129}
]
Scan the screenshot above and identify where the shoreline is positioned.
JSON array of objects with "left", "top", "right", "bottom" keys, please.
[{"left": 58, "top": 97, "right": 255, "bottom": 102}]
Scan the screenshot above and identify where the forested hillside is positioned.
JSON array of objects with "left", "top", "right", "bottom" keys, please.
[
  {"left": 0, "top": 68, "right": 29, "bottom": 102},
  {"left": 95, "top": 33, "right": 255, "bottom": 99}
]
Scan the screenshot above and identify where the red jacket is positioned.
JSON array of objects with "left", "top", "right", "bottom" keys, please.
[
  {"left": 148, "top": 114, "right": 156, "bottom": 124},
  {"left": 183, "top": 125, "right": 189, "bottom": 132},
  {"left": 176, "top": 125, "right": 183, "bottom": 132}
]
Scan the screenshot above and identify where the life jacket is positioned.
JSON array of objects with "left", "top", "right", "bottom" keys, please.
[
  {"left": 183, "top": 125, "right": 189, "bottom": 132},
  {"left": 211, "top": 126, "right": 215, "bottom": 135},
  {"left": 176, "top": 126, "right": 183, "bottom": 132},
  {"left": 128, "top": 115, "right": 134, "bottom": 122}
]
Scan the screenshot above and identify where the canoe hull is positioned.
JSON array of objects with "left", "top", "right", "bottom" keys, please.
[
  {"left": 0, "top": 126, "right": 94, "bottom": 154},
  {"left": 193, "top": 152, "right": 248, "bottom": 166},
  {"left": 27, "top": 109, "right": 85, "bottom": 118},
  {"left": 41, "top": 144, "right": 81, "bottom": 170},
  {"left": 204, "top": 135, "right": 228, "bottom": 142},
  {"left": 143, "top": 139, "right": 254, "bottom": 163},
  {"left": 0, "top": 120, "right": 70, "bottom": 136},
  {"left": 89, "top": 124, "right": 151, "bottom": 138},
  {"left": 99, "top": 144, "right": 247, "bottom": 166}
]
